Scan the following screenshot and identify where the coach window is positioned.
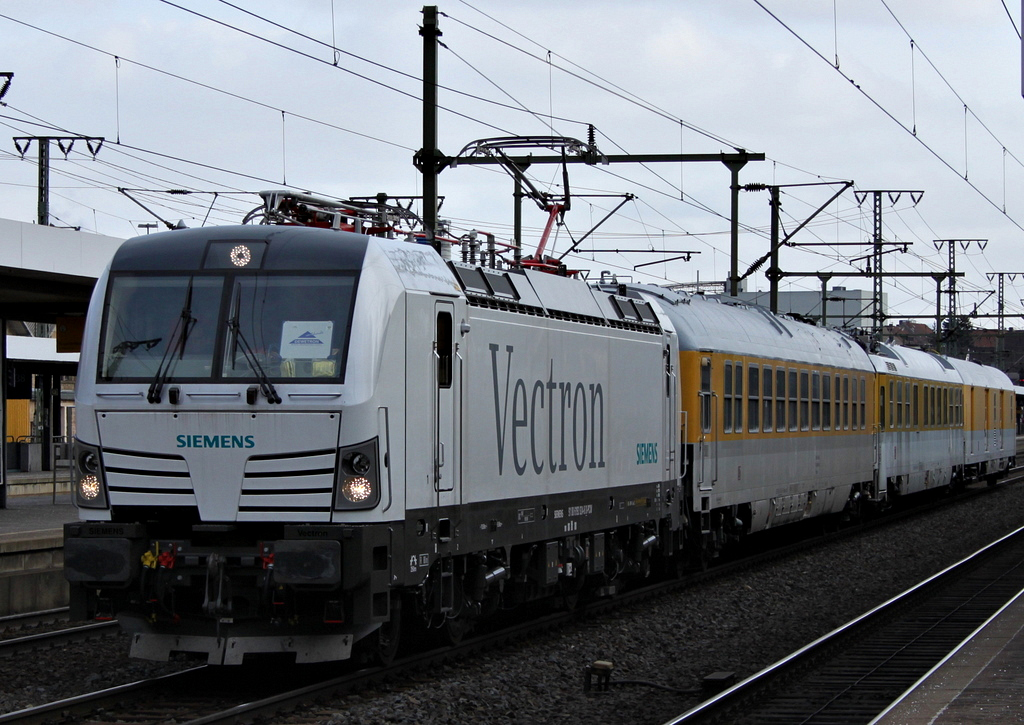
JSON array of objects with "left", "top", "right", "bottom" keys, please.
[
  {"left": 913, "top": 384, "right": 919, "bottom": 427},
  {"left": 851, "top": 376, "right": 858, "bottom": 429},
  {"left": 823, "top": 373, "right": 832, "bottom": 430},
  {"left": 762, "top": 365, "right": 773, "bottom": 432},
  {"left": 748, "top": 365, "right": 760, "bottom": 433},
  {"left": 896, "top": 381, "right": 903, "bottom": 428},
  {"left": 842, "top": 375, "right": 850, "bottom": 430},
  {"left": 776, "top": 368, "right": 787, "bottom": 432},
  {"left": 700, "top": 357, "right": 712, "bottom": 434},
  {"left": 734, "top": 362, "right": 744, "bottom": 433},
  {"left": 930, "top": 387, "right": 936, "bottom": 426},
  {"left": 723, "top": 361, "right": 733, "bottom": 433},
  {"left": 789, "top": 369, "right": 798, "bottom": 432},
  {"left": 888, "top": 381, "right": 895, "bottom": 429},
  {"left": 800, "top": 371, "right": 810, "bottom": 431},
  {"left": 944, "top": 388, "right": 950, "bottom": 426},
  {"left": 834, "top": 374, "right": 841, "bottom": 429},
  {"left": 811, "top": 371, "right": 821, "bottom": 431},
  {"left": 880, "top": 385, "right": 886, "bottom": 431},
  {"left": 860, "top": 377, "right": 867, "bottom": 429}
]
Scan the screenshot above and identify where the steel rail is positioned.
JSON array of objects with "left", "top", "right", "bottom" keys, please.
[
  {"left": 0, "top": 620, "right": 117, "bottom": 658},
  {"left": 663, "top": 522, "right": 1024, "bottom": 725}
]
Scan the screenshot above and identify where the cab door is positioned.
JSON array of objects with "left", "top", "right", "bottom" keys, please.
[
  {"left": 663, "top": 342, "right": 676, "bottom": 486},
  {"left": 432, "top": 302, "right": 460, "bottom": 510}
]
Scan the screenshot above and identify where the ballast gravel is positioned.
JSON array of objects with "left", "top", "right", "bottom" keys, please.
[{"left": 2, "top": 481, "right": 1023, "bottom": 724}]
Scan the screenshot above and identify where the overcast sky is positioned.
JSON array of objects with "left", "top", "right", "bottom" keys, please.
[{"left": 2, "top": 1, "right": 1023, "bottom": 326}]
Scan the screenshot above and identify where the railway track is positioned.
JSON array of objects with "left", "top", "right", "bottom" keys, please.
[
  {"left": 665, "top": 521, "right": 1024, "bottom": 725},
  {"left": 2, "top": 470, "right": 1020, "bottom": 724},
  {"left": 0, "top": 608, "right": 69, "bottom": 636},
  {"left": 0, "top": 620, "right": 117, "bottom": 659}
]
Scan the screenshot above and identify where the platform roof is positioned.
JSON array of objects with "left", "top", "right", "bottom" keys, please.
[{"left": 0, "top": 218, "right": 124, "bottom": 322}]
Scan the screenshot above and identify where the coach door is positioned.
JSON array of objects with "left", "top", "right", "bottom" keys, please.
[
  {"left": 433, "top": 302, "right": 461, "bottom": 509},
  {"left": 697, "top": 355, "right": 717, "bottom": 491},
  {"left": 664, "top": 343, "right": 676, "bottom": 488}
]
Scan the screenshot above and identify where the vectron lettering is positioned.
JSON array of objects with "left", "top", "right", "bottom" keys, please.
[{"left": 490, "top": 343, "right": 605, "bottom": 476}]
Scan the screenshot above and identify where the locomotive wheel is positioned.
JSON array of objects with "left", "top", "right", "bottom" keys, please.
[
  {"left": 556, "top": 588, "right": 581, "bottom": 611},
  {"left": 441, "top": 611, "right": 472, "bottom": 646},
  {"left": 359, "top": 597, "right": 402, "bottom": 666},
  {"left": 688, "top": 543, "right": 710, "bottom": 572},
  {"left": 661, "top": 553, "right": 687, "bottom": 579},
  {"left": 439, "top": 579, "right": 473, "bottom": 646}
]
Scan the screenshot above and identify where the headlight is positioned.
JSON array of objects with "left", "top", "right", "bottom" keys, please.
[
  {"left": 347, "top": 452, "right": 372, "bottom": 476},
  {"left": 73, "top": 441, "right": 109, "bottom": 509},
  {"left": 80, "top": 450, "right": 100, "bottom": 475},
  {"left": 334, "top": 439, "right": 381, "bottom": 510},
  {"left": 79, "top": 474, "right": 102, "bottom": 500},
  {"left": 341, "top": 476, "right": 373, "bottom": 503}
]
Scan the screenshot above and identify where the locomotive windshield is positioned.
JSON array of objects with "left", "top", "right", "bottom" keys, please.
[{"left": 98, "top": 272, "right": 357, "bottom": 383}]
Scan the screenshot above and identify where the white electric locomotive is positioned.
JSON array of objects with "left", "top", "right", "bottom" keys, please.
[{"left": 64, "top": 197, "right": 1016, "bottom": 664}]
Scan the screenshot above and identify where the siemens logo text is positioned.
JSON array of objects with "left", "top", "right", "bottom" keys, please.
[{"left": 176, "top": 435, "right": 255, "bottom": 449}]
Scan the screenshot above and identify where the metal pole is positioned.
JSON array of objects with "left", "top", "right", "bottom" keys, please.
[
  {"left": 997, "top": 273, "right": 1005, "bottom": 367},
  {"left": 725, "top": 158, "right": 748, "bottom": 297},
  {"left": 420, "top": 6, "right": 441, "bottom": 247},
  {"left": 947, "top": 241, "right": 957, "bottom": 349},
  {"left": 513, "top": 173, "right": 523, "bottom": 266},
  {"left": 818, "top": 274, "right": 831, "bottom": 327},
  {"left": 769, "top": 186, "right": 781, "bottom": 313},
  {"left": 37, "top": 139, "right": 49, "bottom": 226},
  {"left": 871, "top": 192, "right": 883, "bottom": 334}
]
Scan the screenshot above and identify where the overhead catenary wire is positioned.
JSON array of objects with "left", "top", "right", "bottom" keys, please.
[
  {"left": 752, "top": 0, "right": 1024, "bottom": 235},
  {"left": 450, "top": 2, "right": 743, "bottom": 150},
  {"left": 0, "top": 12, "right": 415, "bottom": 153},
  {"left": 152, "top": 0, "right": 517, "bottom": 138},
  {"left": 1, "top": 4, "right": 846, "bottom": 281},
  {"left": 2, "top": 4, "right": 1018, "bottom": 323},
  {"left": 211, "top": 0, "right": 592, "bottom": 130}
]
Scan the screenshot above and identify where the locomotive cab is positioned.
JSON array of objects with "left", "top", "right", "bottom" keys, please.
[{"left": 64, "top": 224, "right": 427, "bottom": 664}]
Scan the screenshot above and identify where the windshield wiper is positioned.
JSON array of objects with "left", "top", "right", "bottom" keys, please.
[
  {"left": 106, "top": 338, "right": 162, "bottom": 378},
  {"left": 226, "top": 285, "right": 281, "bottom": 404},
  {"left": 147, "top": 278, "right": 196, "bottom": 404},
  {"left": 112, "top": 338, "right": 162, "bottom": 354}
]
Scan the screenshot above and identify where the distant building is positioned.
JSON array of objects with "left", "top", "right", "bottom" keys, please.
[{"left": 734, "top": 285, "right": 880, "bottom": 329}]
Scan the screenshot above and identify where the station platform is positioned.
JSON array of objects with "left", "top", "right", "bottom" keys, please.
[
  {"left": 873, "top": 587, "right": 1024, "bottom": 724},
  {"left": 0, "top": 476, "right": 78, "bottom": 616},
  {"left": 0, "top": 490, "right": 77, "bottom": 541},
  {"left": 0, "top": 471, "right": 77, "bottom": 540}
]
